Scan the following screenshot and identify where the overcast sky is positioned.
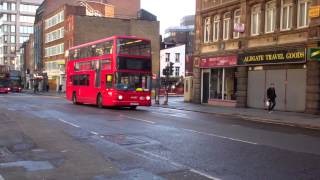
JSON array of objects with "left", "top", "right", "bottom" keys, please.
[{"left": 141, "top": 0, "right": 195, "bottom": 35}]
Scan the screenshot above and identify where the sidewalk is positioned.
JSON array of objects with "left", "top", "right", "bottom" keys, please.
[
  {"left": 153, "top": 97, "right": 320, "bottom": 130},
  {"left": 23, "top": 89, "right": 66, "bottom": 97}
]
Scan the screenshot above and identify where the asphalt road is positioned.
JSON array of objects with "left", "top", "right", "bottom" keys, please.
[{"left": 1, "top": 93, "right": 320, "bottom": 180}]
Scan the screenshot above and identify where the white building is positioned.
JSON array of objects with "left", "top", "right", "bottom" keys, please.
[{"left": 160, "top": 44, "right": 185, "bottom": 78}]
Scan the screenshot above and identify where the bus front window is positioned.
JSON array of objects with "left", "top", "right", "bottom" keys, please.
[{"left": 115, "top": 73, "right": 151, "bottom": 91}]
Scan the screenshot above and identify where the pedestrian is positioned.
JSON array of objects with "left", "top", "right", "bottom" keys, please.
[
  {"left": 267, "top": 83, "right": 277, "bottom": 112},
  {"left": 46, "top": 84, "right": 49, "bottom": 92},
  {"left": 58, "top": 84, "right": 63, "bottom": 94}
]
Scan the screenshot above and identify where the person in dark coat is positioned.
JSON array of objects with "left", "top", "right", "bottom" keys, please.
[{"left": 267, "top": 83, "right": 277, "bottom": 112}]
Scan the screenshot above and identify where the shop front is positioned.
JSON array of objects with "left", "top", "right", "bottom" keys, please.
[
  {"left": 200, "top": 55, "right": 238, "bottom": 107},
  {"left": 239, "top": 48, "right": 307, "bottom": 112}
]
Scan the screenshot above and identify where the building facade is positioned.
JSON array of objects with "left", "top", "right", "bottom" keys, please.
[
  {"left": 160, "top": 44, "right": 186, "bottom": 78},
  {"left": 0, "top": 0, "right": 43, "bottom": 69},
  {"left": 193, "top": 0, "right": 320, "bottom": 113}
]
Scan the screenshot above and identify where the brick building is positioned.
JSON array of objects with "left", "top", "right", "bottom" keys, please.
[{"left": 193, "top": 0, "right": 320, "bottom": 113}]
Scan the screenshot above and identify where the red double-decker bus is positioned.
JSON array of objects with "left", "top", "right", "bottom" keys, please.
[{"left": 66, "top": 36, "right": 152, "bottom": 109}]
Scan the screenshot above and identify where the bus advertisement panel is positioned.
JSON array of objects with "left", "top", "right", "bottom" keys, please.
[{"left": 66, "top": 36, "right": 152, "bottom": 109}]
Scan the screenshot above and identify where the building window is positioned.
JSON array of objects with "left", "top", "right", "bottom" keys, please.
[
  {"left": 265, "top": 1, "right": 276, "bottom": 33},
  {"left": 204, "top": 17, "right": 211, "bottom": 43},
  {"left": 210, "top": 68, "right": 237, "bottom": 101},
  {"left": 11, "top": 25, "right": 15, "bottom": 33},
  {"left": 11, "top": 15, "right": 16, "bottom": 22},
  {"left": 45, "top": 11, "right": 64, "bottom": 29},
  {"left": 233, "top": 9, "right": 241, "bottom": 39},
  {"left": 175, "top": 67, "right": 180, "bottom": 77},
  {"left": 281, "top": 0, "right": 293, "bottom": 31},
  {"left": 20, "top": 15, "right": 35, "bottom": 23},
  {"left": 298, "top": 0, "right": 311, "bottom": 28},
  {"left": 20, "top": 4, "right": 39, "bottom": 13},
  {"left": 45, "top": 27, "right": 64, "bottom": 43},
  {"left": 10, "top": 46, "right": 15, "bottom": 54},
  {"left": 20, "top": 26, "right": 33, "bottom": 34},
  {"left": 251, "top": 5, "right": 261, "bottom": 36},
  {"left": 223, "top": 13, "right": 231, "bottom": 40},
  {"left": 165, "top": 53, "right": 170, "bottom": 62},
  {"left": 213, "top": 15, "right": 220, "bottom": 42},
  {"left": 45, "top": 43, "right": 64, "bottom": 57},
  {"left": 10, "top": 36, "right": 15, "bottom": 43},
  {"left": 175, "top": 53, "right": 180, "bottom": 63},
  {"left": 20, "top": 36, "right": 29, "bottom": 43}
]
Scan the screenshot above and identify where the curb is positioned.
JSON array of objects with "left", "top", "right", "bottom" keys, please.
[{"left": 153, "top": 105, "right": 320, "bottom": 131}]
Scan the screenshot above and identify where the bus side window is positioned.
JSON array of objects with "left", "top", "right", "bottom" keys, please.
[{"left": 106, "top": 74, "right": 112, "bottom": 88}]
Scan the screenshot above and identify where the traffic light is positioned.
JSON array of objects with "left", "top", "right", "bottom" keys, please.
[{"left": 169, "top": 62, "right": 174, "bottom": 75}]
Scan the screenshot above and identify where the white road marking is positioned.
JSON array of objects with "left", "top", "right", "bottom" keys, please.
[
  {"left": 58, "top": 118, "right": 80, "bottom": 128},
  {"left": 100, "top": 135, "right": 105, "bottom": 138},
  {"left": 121, "top": 115, "right": 155, "bottom": 124},
  {"left": 190, "top": 169, "right": 222, "bottom": 180},
  {"left": 90, "top": 131, "right": 99, "bottom": 135},
  {"left": 0, "top": 175, "right": 5, "bottom": 180},
  {"left": 181, "top": 128, "right": 258, "bottom": 145},
  {"left": 136, "top": 149, "right": 220, "bottom": 180}
]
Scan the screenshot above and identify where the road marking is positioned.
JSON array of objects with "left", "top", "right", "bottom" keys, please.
[
  {"left": 181, "top": 128, "right": 258, "bottom": 145},
  {"left": 136, "top": 149, "right": 220, "bottom": 180},
  {"left": 90, "top": 131, "right": 99, "bottom": 135},
  {"left": 121, "top": 115, "right": 155, "bottom": 124},
  {"left": 58, "top": 118, "right": 80, "bottom": 128},
  {"left": 190, "top": 169, "right": 222, "bottom": 180},
  {"left": 0, "top": 175, "right": 5, "bottom": 180}
]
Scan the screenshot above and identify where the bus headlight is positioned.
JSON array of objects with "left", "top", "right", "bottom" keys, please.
[
  {"left": 118, "top": 95, "right": 123, "bottom": 100},
  {"left": 146, "top": 96, "right": 151, "bottom": 101},
  {"left": 7, "top": 88, "right": 11, "bottom": 91}
]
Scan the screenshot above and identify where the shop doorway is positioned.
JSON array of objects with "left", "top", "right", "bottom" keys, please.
[
  {"left": 202, "top": 71, "right": 210, "bottom": 103},
  {"left": 247, "top": 69, "right": 306, "bottom": 112}
]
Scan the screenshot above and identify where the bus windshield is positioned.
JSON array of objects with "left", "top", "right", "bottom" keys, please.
[
  {"left": 115, "top": 73, "right": 151, "bottom": 91},
  {"left": 117, "top": 38, "right": 151, "bottom": 56}
]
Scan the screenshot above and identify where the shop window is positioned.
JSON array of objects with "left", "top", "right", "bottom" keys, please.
[{"left": 210, "top": 68, "right": 237, "bottom": 101}]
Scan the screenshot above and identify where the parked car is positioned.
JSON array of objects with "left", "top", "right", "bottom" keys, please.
[{"left": 10, "top": 86, "right": 22, "bottom": 93}]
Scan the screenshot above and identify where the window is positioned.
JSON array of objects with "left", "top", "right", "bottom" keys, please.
[
  {"left": 4, "top": 35, "right": 8, "bottom": 43},
  {"left": 117, "top": 57, "right": 151, "bottom": 71},
  {"left": 10, "top": 46, "right": 15, "bottom": 54},
  {"left": 210, "top": 68, "right": 237, "bottom": 101},
  {"left": 298, "top": 0, "right": 311, "bottom": 28},
  {"left": 251, "top": 5, "right": 261, "bottom": 36},
  {"left": 3, "top": 25, "right": 8, "bottom": 32},
  {"left": 213, "top": 15, "right": 220, "bottom": 41},
  {"left": 10, "top": 36, "right": 15, "bottom": 43},
  {"left": 20, "top": 36, "right": 29, "bottom": 43},
  {"left": 281, "top": 0, "right": 293, "bottom": 31},
  {"left": 265, "top": 1, "right": 276, "bottom": 33},
  {"left": 233, "top": 9, "right": 241, "bottom": 39},
  {"left": 175, "top": 67, "right": 180, "bottom": 77},
  {"left": 11, "top": 15, "right": 16, "bottom": 22},
  {"left": 72, "top": 75, "right": 90, "bottom": 86},
  {"left": 68, "top": 40, "right": 114, "bottom": 60},
  {"left": 45, "top": 11, "right": 64, "bottom": 29},
  {"left": 165, "top": 53, "right": 170, "bottom": 62},
  {"left": 45, "top": 27, "right": 64, "bottom": 43},
  {"left": 175, "top": 53, "right": 180, "bottom": 63},
  {"left": 10, "top": 25, "right": 15, "bottom": 33},
  {"left": 204, "top": 17, "right": 211, "bottom": 43},
  {"left": 20, "top": 4, "right": 38, "bottom": 13},
  {"left": 20, "top": 26, "right": 33, "bottom": 34},
  {"left": 2, "top": 3, "right": 7, "bottom": 10},
  {"left": 45, "top": 43, "right": 64, "bottom": 57},
  {"left": 2, "top": 14, "right": 8, "bottom": 21},
  {"left": 106, "top": 74, "right": 113, "bottom": 88},
  {"left": 223, "top": 13, "right": 231, "bottom": 40},
  {"left": 117, "top": 38, "right": 151, "bottom": 56},
  {"left": 20, "top": 16, "right": 35, "bottom": 23}
]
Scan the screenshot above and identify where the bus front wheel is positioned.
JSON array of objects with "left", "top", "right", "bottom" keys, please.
[{"left": 97, "top": 94, "right": 103, "bottom": 108}]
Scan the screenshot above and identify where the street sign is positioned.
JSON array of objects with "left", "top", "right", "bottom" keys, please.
[
  {"left": 308, "top": 48, "right": 320, "bottom": 61},
  {"left": 309, "top": 6, "right": 320, "bottom": 18}
]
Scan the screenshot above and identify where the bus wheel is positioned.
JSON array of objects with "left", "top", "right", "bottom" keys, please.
[
  {"left": 72, "top": 93, "right": 78, "bottom": 105},
  {"left": 97, "top": 94, "right": 103, "bottom": 108},
  {"left": 130, "top": 106, "right": 137, "bottom": 110}
]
